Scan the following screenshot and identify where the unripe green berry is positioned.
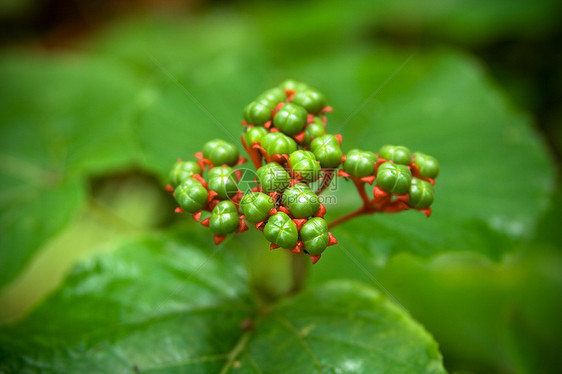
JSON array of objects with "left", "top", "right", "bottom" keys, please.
[
  {"left": 257, "top": 88, "right": 286, "bottom": 104},
  {"left": 303, "top": 118, "right": 325, "bottom": 146},
  {"left": 310, "top": 134, "right": 343, "bottom": 168},
  {"left": 379, "top": 145, "right": 411, "bottom": 165},
  {"left": 244, "top": 126, "right": 268, "bottom": 145},
  {"left": 257, "top": 162, "right": 291, "bottom": 193},
  {"left": 282, "top": 183, "right": 320, "bottom": 219},
  {"left": 243, "top": 100, "right": 274, "bottom": 126},
  {"left": 376, "top": 162, "right": 412, "bottom": 194},
  {"left": 201, "top": 139, "right": 222, "bottom": 154},
  {"left": 413, "top": 152, "right": 439, "bottom": 179},
  {"left": 207, "top": 166, "right": 226, "bottom": 180},
  {"left": 254, "top": 97, "right": 276, "bottom": 109},
  {"left": 289, "top": 150, "right": 321, "bottom": 182},
  {"left": 299, "top": 217, "right": 330, "bottom": 255},
  {"left": 210, "top": 201, "right": 239, "bottom": 235},
  {"left": 273, "top": 103, "right": 308, "bottom": 135},
  {"left": 407, "top": 177, "right": 434, "bottom": 208},
  {"left": 264, "top": 212, "right": 298, "bottom": 249},
  {"left": 168, "top": 160, "right": 202, "bottom": 188},
  {"left": 207, "top": 166, "right": 238, "bottom": 199},
  {"left": 239, "top": 192, "right": 274, "bottom": 223},
  {"left": 261, "top": 132, "right": 297, "bottom": 156},
  {"left": 174, "top": 179, "right": 209, "bottom": 213},
  {"left": 175, "top": 177, "right": 201, "bottom": 188},
  {"left": 343, "top": 149, "right": 377, "bottom": 178},
  {"left": 291, "top": 90, "right": 326, "bottom": 114},
  {"left": 202, "top": 139, "right": 239, "bottom": 166},
  {"left": 279, "top": 79, "right": 310, "bottom": 93}
]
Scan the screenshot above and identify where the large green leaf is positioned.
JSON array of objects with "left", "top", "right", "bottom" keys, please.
[
  {"left": 0, "top": 51, "right": 175, "bottom": 287},
  {"left": 0, "top": 7, "right": 555, "bottom": 292},
  {"left": 0, "top": 232, "right": 446, "bottom": 373},
  {"left": 248, "top": 0, "right": 561, "bottom": 47},
  {"left": 302, "top": 50, "right": 555, "bottom": 262},
  {"left": 1, "top": 19, "right": 554, "bottom": 291},
  {"left": 308, "top": 188, "right": 562, "bottom": 373},
  {"left": 89, "top": 17, "right": 555, "bottom": 262},
  {"left": 241, "top": 281, "right": 446, "bottom": 374},
  {"left": 0, "top": 172, "right": 175, "bottom": 322}
]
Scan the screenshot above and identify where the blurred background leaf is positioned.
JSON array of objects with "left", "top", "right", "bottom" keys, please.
[
  {"left": 0, "top": 231, "right": 447, "bottom": 374},
  {"left": 310, "top": 183, "right": 562, "bottom": 373},
  {"left": 0, "top": 0, "right": 561, "bottom": 373}
]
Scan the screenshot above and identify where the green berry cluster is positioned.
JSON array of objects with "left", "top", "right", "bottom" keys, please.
[
  {"left": 341, "top": 144, "right": 439, "bottom": 212},
  {"left": 167, "top": 139, "right": 248, "bottom": 245},
  {"left": 167, "top": 80, "right": 439, "bottom": 264}
]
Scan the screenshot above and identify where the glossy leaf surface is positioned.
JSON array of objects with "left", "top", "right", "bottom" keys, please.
[{"left": 0, "top": 233, "right": 447, "bottom": 374}]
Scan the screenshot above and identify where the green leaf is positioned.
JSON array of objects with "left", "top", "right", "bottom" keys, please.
[
  {"left": 0, "top": 177, "right": 84, "bottom": 288},
  {"left": 368, "top": 0, "right": 562, "bottom": 44},
  {"left": 0, "top": 172, "right": 175, "bottom": 322},
  {"left": 1, "top": 6, "right": 556, "bottom": 288},
  {"left": 249, "top": 0, "right": 562, "bottom": 48},
  {"left": 0, "top": 233, "right": 446, "bottom": 373},
  {"left": 309, "top": 186, "right": 562, "bottom": 373},
  {"left": 0, "top": 54, "right": 143, "bottom": 287},
  {"left": 314, "top": 50, "right": 555, "bottom": 261},
  {"left": 376, "top": 243, "right": 562, "bottom": 373},
  {"left": 0, "top": 54, "right": 143, "bottom": 174},
  {"left": 87, "top": 17, "right": 555, "bottom": 263},
  {"left": 239, "top": 281, "right": 446, "bottom": 374}
]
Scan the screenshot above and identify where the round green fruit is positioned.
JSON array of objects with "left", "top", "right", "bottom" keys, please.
[
  {"left": 413, "top": 152, "right": 439, "bottom": 179},
  {"left": 244, "top": 126, "right": 268, "bottom": 145},
  {"left": 264, "top": 212, "right": 298, "bottom": 249},
  {"left": 210, "top": 201, "right": 239, "bottom": 235},
  {"left": 279, "top": 80, "right": 310, "bottom": 93},
  {"left": 273, "top": 103, "right": 308, "bottom": 135},
  {"left": 407, "top": 177, "right": 434, "bottom": 208},
  {"left": 282, "top": 183, "right": 320, "bottom": 219},
  {"left": 310, "top": 135, "right": 343, "bottom": 168},
  {"left": 239, "top": 192, "right": 275, "bottom": 223},
  {"left": 243, "top": 100, "right": 274, "bottom": 126},
  {"left": 168, "top": 160, "right": 202, "bottom": 188},
  {"left": 343, "top": 149, "right": 377, "bottom": 178},
  {"left": 289, "top": 150, "right": 321, "bottom": 182},
  {"left": 291, "top": 90, "right": 326, "bottom": 114},
  {"left": 261, "top": 132, "right": 297, "bottom": 156},
  {"left": 174, "top": 179, "right": 208, "bottom": 213},
  {"left": 378, "top": 145, "right": 411, "bottom": 165},
  {"left": 207, "top": 166, "right": 238, "bottom": 199},
  {"left": 257, "top": 87, "right": 286, "bottom": 104},
  {"left": 202, "top": 139, "right": 239, "bottom": 166},
  {"left": 303, "top": 118, "right": 325, "bottom": 146},
  {"left": 299, "top": 217, "right": 330, "bottom": 255},
  {"left": 376, "top": 162, "right": 412, "bottom": 194},
  {"left": 256, "top": 162, "right": 291, "bottom": 193}
]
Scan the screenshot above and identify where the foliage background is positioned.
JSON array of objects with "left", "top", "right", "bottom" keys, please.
[{"left": 0, "top": 0, "right": 561, "bottom": 373}]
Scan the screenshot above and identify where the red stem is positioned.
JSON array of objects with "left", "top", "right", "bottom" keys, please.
[
  {"left": 353, "top": 179, "right": 370, "bottom": 205},
  {"left": 241, "top": 135, "right": 262, "bottom": 170},
  {"left": 327, "top": 176, "right": 413, "bottom": 229},
  {"left": 328, "top": 205, "right": 368, "bottom": 229},
  {"left": 315, "top": 170, "right": 335, "bottom": 195},
  {"left": 237, "top": 137, "right": 416, "bottom": 229}
]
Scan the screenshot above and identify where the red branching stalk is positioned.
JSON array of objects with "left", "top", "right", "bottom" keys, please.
[
  {"left": 315, "top": 170, "right": 335, "bottom": 195},
  {"left": 353, "top": 179, "right": 370, "bottom": 206},
  {"left": 238, "top": 123, "right": 431, "bottom": 239},
  {"left": 327, "top": 177, "right": 430, "bottom": 229},
  {"left": 241, "top": 135, "right": 263, "bottom": 170},
  {"left": 327, "top": 206, "right": 367, "bottom": 229}
]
